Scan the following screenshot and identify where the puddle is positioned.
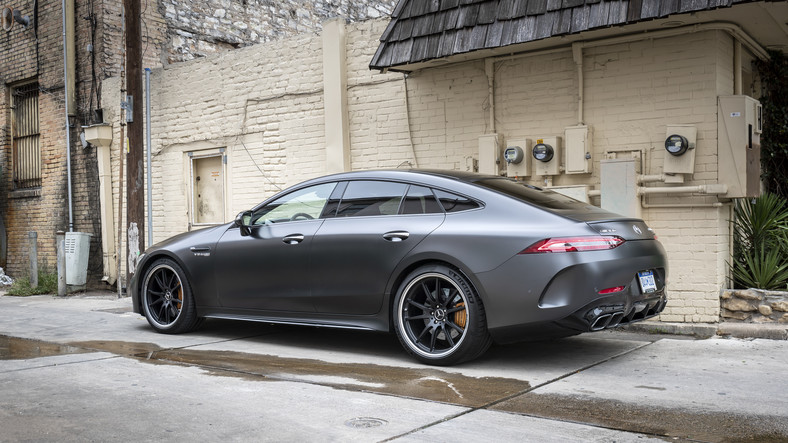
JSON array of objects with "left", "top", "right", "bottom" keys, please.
[
  {"left": 156, "top": 348, "right": 530, "bottom": 407},
  {"left": 0, "top": 336, "right": 89, "bottom": 360},
  {"left": 2, "top": 335, "right": 530, "bottom": 408},
  {"left": 66, "top": 340, "right": 530, "bottom": 407},
  {"left": 492, "top": 392, "right": 788, "bottom": 442}
]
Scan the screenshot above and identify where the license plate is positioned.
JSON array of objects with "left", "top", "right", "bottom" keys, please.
[{"left": 638, "top": 270, "right": 657, "bottom": 294}]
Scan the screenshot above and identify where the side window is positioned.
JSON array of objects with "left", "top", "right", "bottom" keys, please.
[
  {"left": 252, "top": 183, "right": 336, "bottom": 225},
  {"left": 433, "top": 189, "right": 480, "bottom": 213},
  {"left": 400, "top": 185, "right": 443, "bottom": 215},
  {"left": 335, "top": 181, "right": 407, "bottom": 217}
]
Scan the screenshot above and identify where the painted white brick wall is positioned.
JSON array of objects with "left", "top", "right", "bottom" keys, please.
[{"left": 103, "top": 19, "right": 743, "bottom": 323}]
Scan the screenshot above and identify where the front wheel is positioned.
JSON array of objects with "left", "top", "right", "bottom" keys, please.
[
  {"left": 393, "top": 264, "right": 492, "bottom": 365},
  {"left": 141, "top": 258, "right": 201, "bottom": 334}
]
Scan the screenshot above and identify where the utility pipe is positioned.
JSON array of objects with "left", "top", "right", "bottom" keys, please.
[
  {"left": 734, "top": 40, "right": 742, "bottom": 95},
  {"left": 589, "top": 183, "right": 728, "bottom": 199},
  {"left": 637, "top": 184, "right": 728, "bottom": 195},
  {"left": 637, "top": 174, "right": 666, "bottom": 183},
  {"left": 642, "top": 200, "right": 724, "bottom": 209},
  {"left": 145, "top": 68, "right": 152, "bottom": 247},
  {"left": 485, "top": 58, "right": 495, "bottom": 133},
  {"left": 576, "top": 22, "right": 768, "bottom": 60},
  {"left": 61, "top": 0, "right": 73, "bottom": 231}
]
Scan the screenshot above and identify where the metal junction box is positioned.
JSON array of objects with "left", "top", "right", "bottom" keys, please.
[
  {"left": 478, "top": 134, "right": 502, "bottom": 175},
  {"left": 564, "top": 125, "right": 592, "bottom": 174},
  {"left": 65, "top": 232, "right": 92, "bottom": 286},
  {"left": 718, "top": 95, "right": 762, "bottom": 198}
]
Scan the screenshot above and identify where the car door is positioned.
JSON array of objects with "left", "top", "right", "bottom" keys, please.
[
  {"left": 213, "top": 182, "right": 336, "bottom": 312},
  {"left": 310, "top": 181, "right": 445, "bottom": 315}
]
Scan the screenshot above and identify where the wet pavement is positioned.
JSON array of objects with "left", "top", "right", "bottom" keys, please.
[{"left": 0, "top": 292, "right": 786, "bottom": 442}]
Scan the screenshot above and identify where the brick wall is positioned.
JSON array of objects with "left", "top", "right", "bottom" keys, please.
[
  {"left": 2, "top": 0, "right": 395, "bottom": 284},
  {"left": 100, "top": 19, "right": 745, "bottom": 322},
  {"left": 0, "top": 0, "right": 83, "bottom": 278}
]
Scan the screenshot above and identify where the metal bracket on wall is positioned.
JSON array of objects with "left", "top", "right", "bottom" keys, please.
[{"left": 121, "top": 96, "right": 133, "bottom": 123}]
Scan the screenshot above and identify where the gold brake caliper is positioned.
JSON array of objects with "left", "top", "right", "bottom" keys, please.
[{"left": 453, "top": 302, "right": 467, "bottom": 329}]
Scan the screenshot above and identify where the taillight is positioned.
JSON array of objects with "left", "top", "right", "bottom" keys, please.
[
  {"left": 520, "top": 236, "right": 625, "bottom": 254},
  {"left": 598, "top": 286, "right": 626, "bottom": 294}
]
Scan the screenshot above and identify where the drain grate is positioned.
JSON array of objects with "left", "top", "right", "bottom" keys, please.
[{"left": 344, "top": 417, "right": 388, "bottom": 428}]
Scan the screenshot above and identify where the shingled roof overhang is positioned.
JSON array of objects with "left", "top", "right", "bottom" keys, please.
[{"left": 370, "top": 0, "right": 788, "bottom": 72}]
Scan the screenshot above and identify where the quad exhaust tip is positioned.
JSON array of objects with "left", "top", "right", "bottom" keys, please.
[{"left": 590, "top": 311, "right": 625, "bottom": 331}]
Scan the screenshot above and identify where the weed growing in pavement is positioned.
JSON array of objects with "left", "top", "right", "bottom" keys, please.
[{"left": 7, "top": 270, "right": 58, "bottom": 296}]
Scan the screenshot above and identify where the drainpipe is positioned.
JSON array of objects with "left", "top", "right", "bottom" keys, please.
[
  {"left": 61, "top": 0, "right": 73, "bottom": 231},
  {"left": 145, "top": 68, "right": 152, "bottom": 247},
  {"left": 572, "top": 43, "right": 584, "bottom": 125}
]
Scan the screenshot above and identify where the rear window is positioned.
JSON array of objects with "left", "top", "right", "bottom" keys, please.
[
  {"left": 433, "top": 189, "right": 480, "bottom": 213},
  {"left": 400, "top": 185, "right": 443, "bottom": 215},
  {"left": 475, "top": 178, "right": 595, "bottom": 211}
]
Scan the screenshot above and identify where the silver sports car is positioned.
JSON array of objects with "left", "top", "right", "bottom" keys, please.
[{"left": 130, "top": 169, "right": 667, "bottom": 365}]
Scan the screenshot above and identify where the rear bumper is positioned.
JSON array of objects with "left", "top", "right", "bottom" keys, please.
[{"left": 474, "top": 239, "right": 668, "bottom": 343}]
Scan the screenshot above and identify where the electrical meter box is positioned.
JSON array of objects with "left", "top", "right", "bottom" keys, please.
[
  {"left": 478, "top": 134, "right": 501, "bottom": 175},
  {"left": 65, "top": 232, "right": 92, "bottom": 286},
  {"left": 564, "top": 126, "right": 592, "bottom": 174},
  {"left": 663, "top": 125, "right": 696, "bottom": 176},
  {"left": 504, "top": 138, "right": 531, "bottom": 177},
  {"left": 533, "top": 136, "right": 561, "bottom": 176},
  {"left": 718, "top": 95, "right": 761, "bottom": 198}
]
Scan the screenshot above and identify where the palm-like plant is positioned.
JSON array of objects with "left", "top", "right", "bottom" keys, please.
[{"left": 731, "top": 193, "right": 788, "bottom": 290}]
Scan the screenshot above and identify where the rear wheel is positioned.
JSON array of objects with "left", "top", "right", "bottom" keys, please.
[
  {"left": 141, "top": 258, "right": 201, "bottom": 334},
  {"left": 393, "top": 264, "right": 492, "bottom": 365}
]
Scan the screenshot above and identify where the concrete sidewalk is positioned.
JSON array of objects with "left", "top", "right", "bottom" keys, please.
[{"left": 1, "top": 292, "right": 787, "bottom": 441}]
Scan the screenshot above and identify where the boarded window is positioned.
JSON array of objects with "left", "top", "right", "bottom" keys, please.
[
  {"left": 190, "top": 153, "right": 226, "bottom": 225},
  {"left": 11, "top": 83, "right": 41, "bottom": 190}
]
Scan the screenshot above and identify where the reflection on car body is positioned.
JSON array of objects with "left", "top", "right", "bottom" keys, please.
[{"left": 130, "top": 169, "right": 667, "bottom": 365}]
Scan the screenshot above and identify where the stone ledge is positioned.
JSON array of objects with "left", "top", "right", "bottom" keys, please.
[
  {"left": 717, "top": 323, "right": 788, "bottom": 340},
  {"left": 624, "top": 321, "right": 788, "bottom": 340},
  {"left": 623, "top": 321, "right": 718, "bottom": 338}
]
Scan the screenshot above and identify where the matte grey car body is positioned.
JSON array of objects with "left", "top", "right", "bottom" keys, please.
[{"left": 130, "top": 169, "right": 667, "bottom": 365}]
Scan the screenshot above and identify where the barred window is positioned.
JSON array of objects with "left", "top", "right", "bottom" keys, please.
[{"left": 11, "top": 83, "right": 41, "bottom": 190}]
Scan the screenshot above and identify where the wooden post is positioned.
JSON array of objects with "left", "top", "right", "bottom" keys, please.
[{"left": 124, "top": 0, "right": 144, "bottom": 284}]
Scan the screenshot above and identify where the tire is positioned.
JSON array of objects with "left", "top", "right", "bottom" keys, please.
[
  {"left": 393, "top": 264, "right": 492, "bottom": 365},
  {"left": 141, "top": 258, "right": 201, "bottom": 334}
]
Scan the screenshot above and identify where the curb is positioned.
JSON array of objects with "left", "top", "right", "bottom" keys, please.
[{"left": 624, "top": 321, "right": 788, "bottom": 340}]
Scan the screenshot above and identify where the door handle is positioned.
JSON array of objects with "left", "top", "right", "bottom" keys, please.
[
  {"left": 282, "top": 234, "right": 304, "bottom": 245},
  {"left": 383, "top": 231, "right": 410, "bottom": 242}
]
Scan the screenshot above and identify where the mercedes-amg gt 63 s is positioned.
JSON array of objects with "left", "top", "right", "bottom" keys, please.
[{"left": 130, "top": 169, "right": 667, "bottom": 365}]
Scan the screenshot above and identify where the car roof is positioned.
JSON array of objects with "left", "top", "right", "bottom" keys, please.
[{"left": 314, "top": 168, "right": 498, "bottom": 184}]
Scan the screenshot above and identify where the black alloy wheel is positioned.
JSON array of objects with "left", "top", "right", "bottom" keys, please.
[
  {"left": 141, "top": 258, "right": 201, "bottom": 334},
  {"left": 394, "top": 264, "right": 491, "bottom": 365}
]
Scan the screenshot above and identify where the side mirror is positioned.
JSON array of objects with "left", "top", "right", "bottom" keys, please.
[{"left": 235, "top": 210, "right": 253, "bottom": 237}]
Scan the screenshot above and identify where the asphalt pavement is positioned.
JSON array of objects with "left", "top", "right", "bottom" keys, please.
[{"left": 0, "top": 290, "right": 786, "bottom": 442}]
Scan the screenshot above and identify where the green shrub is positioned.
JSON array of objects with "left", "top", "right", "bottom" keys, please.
[
  {"left": 731, "top": 193, "right": 788, "bottom": 290},
  {"left": 6, "top": 270, "right": 58, "bottom": 296}
]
